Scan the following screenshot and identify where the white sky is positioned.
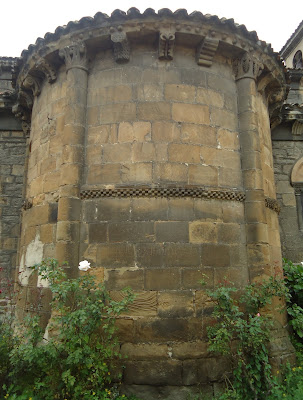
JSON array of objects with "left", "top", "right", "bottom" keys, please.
[{"left": 2, "top": 0, "right": 302, "bottom": 57}]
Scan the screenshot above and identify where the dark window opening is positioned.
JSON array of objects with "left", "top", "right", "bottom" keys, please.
[{"left": 293, "top": 50, "right": 303, "bottom": 69}]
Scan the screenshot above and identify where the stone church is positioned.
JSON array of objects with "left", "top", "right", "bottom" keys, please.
[{"left": 0, "top": 9, "right": 302, "bottom": 398}]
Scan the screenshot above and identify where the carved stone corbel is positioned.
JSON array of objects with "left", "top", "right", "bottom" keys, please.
[
  {"left": 59, "top": 43, "right": 88, "bottom": 72},
  {"left": 196, "top": 37, "right": 219, "bottom": 67},
  {"left": 111, "top": 31, "right": 130, "bottom": 63},
  {"left": 233, "top": 52, "right": 263, "bottom": 81},
  {"left": 158, "top": 32, "right": 175, "bottom": 60},
  {"left": 22, "top": 75, "right": 42, "bottom": 96},
  {"left": 34, "top": 59, "right": 57, "bottom": 83},
  {"left": 12, "top": 89, "right": 33, "bottom": 137},
  {"left": 268, "top": 88, "right": 285, "bottom": 129}
]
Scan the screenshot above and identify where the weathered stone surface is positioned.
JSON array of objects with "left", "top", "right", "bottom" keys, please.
[
  {"left": 97, "top": 244, "right": 135, "bottom": 267},
  {"left": 145, "top": 268, "right": 181, "bottom": 290},
  {"left": 172, "top": 103, "right": 210, "bottom": 124},
  {"left": 124, "top": 360, "right": 182, "bottom": 385},
  {"left": 158, "top": 291, "right": 194, "bottom": 318}
]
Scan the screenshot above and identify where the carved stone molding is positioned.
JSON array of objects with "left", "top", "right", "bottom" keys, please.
[
  {"left": 111, "top": 31, "right": 130, "bottom": 63},
  {"left": 196, "top": 37, "right": 219, "bottom": 67},
  {"left": 80, "top": 185, "right": 246, "bottom": 202},
  {"left": 59, "top": 43, "right": 88, "bottom": 72},
  {"left": 233, "top": 52, "right": 263, "bottom": 81},
  {"left": 292, "top": 120, "right": 303, "bottom": 136},
  {"left": 265, "top": 197, "right": 280, "bottom": 214},
  {"left": 158, "top": 32, "right": 175, "bottom": 60}
]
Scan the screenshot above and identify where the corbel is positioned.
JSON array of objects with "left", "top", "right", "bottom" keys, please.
[
  {"left": 111, "top": 30, "right": 130, "bottom": 63},
  {"left": 22, "top": 75, "right": 42, "bottom": 97},
  {"left": 196, "top": 37, "right": 219, "bottom": 67},
  {"left": 12, "top": 89, "right": 33, "bottom": 137},
  {"left": 34, "top": 59, "right": 57, "bottom": 83},
  {"left": 158, "top": 31, "right": 175, "bottom": 60}
]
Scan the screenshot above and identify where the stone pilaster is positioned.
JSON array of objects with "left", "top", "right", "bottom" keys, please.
[
  {"left": 56, "top": 43, "right": 88, "bottom": 273},
  {"left": 234, "top": 52, "right": 270, "bottom": 281}
]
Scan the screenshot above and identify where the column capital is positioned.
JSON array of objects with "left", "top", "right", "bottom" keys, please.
[
  {"left": 233, "top": 52, "right": 263, "bottom": 81},
  {"left": 59, "top": 43, "right": 88, "bottom": 72}
]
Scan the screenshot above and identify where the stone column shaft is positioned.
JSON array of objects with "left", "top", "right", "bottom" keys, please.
[
  {"left": 56, "top": 43, "right": 88, "bottom": 273},
  {"left": 235, "top": 53, "right": 270, "bottom": 281}
]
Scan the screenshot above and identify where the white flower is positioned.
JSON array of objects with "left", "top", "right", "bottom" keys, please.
[{"left": 78, "top": 260, "right": 91, "bottom": 271}]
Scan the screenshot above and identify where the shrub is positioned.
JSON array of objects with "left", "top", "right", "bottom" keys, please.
[
  {"left": 206, "top": 276, "right": 288, "bottom": 400},
  {"left": 1, "top": 259, "right": 136, "bottom": 400},
  {"left": 283, "top": 258, "right": 303, "bottom": 345}
]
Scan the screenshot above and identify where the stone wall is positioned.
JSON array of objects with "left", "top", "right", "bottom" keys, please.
[
  {"left": 0, "top": 57, "right": 26, "bottom": 309},
  {"left": 0, "top": 130, "right": 26, "bottom": 303},
  {"left": 273, "top": 141, "right": 303, "bottom": 261}
]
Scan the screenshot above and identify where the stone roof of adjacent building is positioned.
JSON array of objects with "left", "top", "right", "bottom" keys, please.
[
  {"left": 280, "top": 20, "right": 303, "bottom": 58},
  {"left": 19, "top": 8, "right": 278, "bottom": 61},
  {"left": 0, "top": 57, "right": 18, "bottom": 70}
]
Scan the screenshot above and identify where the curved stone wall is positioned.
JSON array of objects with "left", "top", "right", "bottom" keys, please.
[{"left": 14, "top": 9, "right": 294, "bottom": 398}]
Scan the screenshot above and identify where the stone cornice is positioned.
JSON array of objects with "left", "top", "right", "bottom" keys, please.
[
  {"left": 17, "top": 8, "right": 283, "bottom": 70},
  {"left": 280, "top": 20, "right": 303, "bottom": 59},
  {"left": 289, "top": 68, "right": 303, "bottom": 82},
  {"left": 13, "top": 8, "right": 288, "bottom": 133},
  {"left": 19, "top": 8, "right": 279, "bottom": 61},
  {"left": 0, "top": 57, "right": 19, "bottom": 72}
]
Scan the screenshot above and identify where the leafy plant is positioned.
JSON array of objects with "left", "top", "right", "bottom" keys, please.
[
  {"left": 1, "top": 259, "right": 136, "bottom": 400},
  {"left": 206, "top": 277, "right": 288, "bottom": 400},
  {"left": 283, "top": 258, "right": 303, "bottom": 345}
]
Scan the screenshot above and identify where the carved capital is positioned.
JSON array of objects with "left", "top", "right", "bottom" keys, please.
[
  {"left": 196, "top": 37, "right": 219, "bottom": 67},
  {"left": 111, "top": 31, "right": 130, "bottom": 63},
  {"left": 159, "top": 32, "right": 175, "bottom": 60},
  {"left": 22, "top": 75, "right": 41, "bottom": 96},
  {"left": 233, "top": 52, "right": 263, "bottom": 81},
  {"left": 59, "top": 43, "right": 88, "bottom": 72}
]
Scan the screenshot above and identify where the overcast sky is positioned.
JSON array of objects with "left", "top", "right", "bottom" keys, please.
[{"left": 2, "top": 0, "right": 302, "bottom": 57}]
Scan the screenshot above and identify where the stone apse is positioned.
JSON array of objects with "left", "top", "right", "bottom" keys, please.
[{"left": 13, "top": 9, "right": 294, "bottom": 399}]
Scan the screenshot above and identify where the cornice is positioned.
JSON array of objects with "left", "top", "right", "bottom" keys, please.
[
  {"left": 12, "top": 8, "right": 289, "bottom": 135},
  {"left": 15, "top": 8, "right": 287, "bottom": 91},
  {"left": 18, "top": 8, "right": 281, "bottom": 64},
  {"left": 0, "top": 57, "right": 19, "bottom": 71},
  {"left": 280, "top": 20, "right": 303, "bottom": 59}
]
